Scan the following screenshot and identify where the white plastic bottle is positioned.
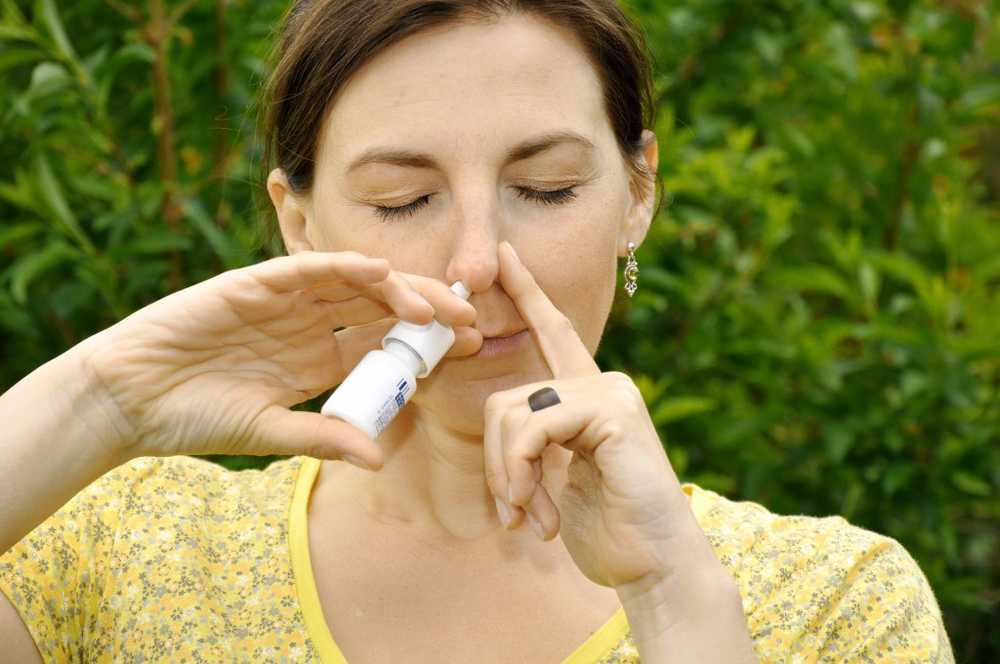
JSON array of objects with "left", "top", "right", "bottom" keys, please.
[{"left": 320, "top": 280, "right": 471, "bottom": 439}]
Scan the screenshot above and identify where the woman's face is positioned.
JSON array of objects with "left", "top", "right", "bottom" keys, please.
[{"left": 271, "top": 12, "right": 655, "bottom": 435}]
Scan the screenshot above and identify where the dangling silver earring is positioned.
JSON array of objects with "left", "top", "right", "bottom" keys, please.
[{"left": 624, "top": 241, "right": 639, "bottom": 297}]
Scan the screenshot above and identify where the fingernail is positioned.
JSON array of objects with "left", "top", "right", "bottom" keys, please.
[
  {"left": 494, "top": 496, "right": 512, "bottom": 528},
  {"left": 527, "top": 513, "right": 545, "bottom": 540},
  {"left": 343, "top": 454, "right": 372, "bottom": 470}
]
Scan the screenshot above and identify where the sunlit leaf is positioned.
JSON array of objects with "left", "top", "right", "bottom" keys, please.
[{"left": 652, "top": 396, "right": 718, "bottom": 425}]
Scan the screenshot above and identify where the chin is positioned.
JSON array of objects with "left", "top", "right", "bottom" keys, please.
[{"left": 415, "top": 365, "right": 547, "bottom": 431}]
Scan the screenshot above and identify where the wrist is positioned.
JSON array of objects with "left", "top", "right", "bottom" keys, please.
[
  {"left": 616, "top": 556, "right": 729, "bottom": 631},
  {"left": 0, "top": 336, "right": 134, "bottom": 554},
  {"left": 69, "top": 330, "right": 139, "bottom": 464},
  {"left": 617, "top": 556, "right": 756, "bottom": 663}
]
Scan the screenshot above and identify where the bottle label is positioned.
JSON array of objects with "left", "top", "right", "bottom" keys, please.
[{"left": 373, "top": 378, "right": 413, "bottom": 436}]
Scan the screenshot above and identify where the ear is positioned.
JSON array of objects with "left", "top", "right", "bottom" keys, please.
[
  {"left": 266, "top": 168, "right": 315, "bottom": 254},
  {"left": 617, "top": 129, "right": 659, "bottom": 256}
]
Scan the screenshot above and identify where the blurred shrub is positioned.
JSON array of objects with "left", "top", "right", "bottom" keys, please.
[{"left": 0, "top": 0, "right": 996, "bottom": 659}]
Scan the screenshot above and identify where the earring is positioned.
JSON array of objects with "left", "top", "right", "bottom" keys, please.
[{"left": 624, "top": 241, "right": 639, "bottom": 297}]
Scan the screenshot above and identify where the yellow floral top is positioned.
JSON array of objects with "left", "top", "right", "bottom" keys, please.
[{"left": 0, "top": 455, "right": 953, "bottom": 663}]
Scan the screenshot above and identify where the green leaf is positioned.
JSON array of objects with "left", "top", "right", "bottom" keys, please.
[
  {"left": 1, "top": 0, "right": 28, "bottom": 26},
  {"left": 37, "top": 0, "right": 76, "bottom": 61},
  {"left": 27, "top": 60, "right": 70, "bottom": 97},
  {"left": 823, "top": 422, "right": 855, "bottom": 463},
  {"left": 6, "top": 241, "right": 81, "bottom": 303},
  {"left": 956, "top": 83, "right": 1000, "bottom": 113},
  {"left": 0, "top": 23, "right": 37, "bottom": 42},
  {"left": 871, "top": 251, "right": 930, "bottom": 291},
  {"left": 765, "top": 265, "right": 853, "bottom": 300},
  {"left": 0, "top": 46, "right": 45, "bottom": 73},
  {"left": 0, "top": 174, "right": 35, "bottom": 211},
  {"left": 882, "top": 464, "right": 914, "bottom": 495},
  {"left": 652, "top": 396, "right": 717, "bottom": 425},
  {"left": 0, "top": 222, "right": 42, "bottom": 250},
  {"left": 181, "top": 196, "right": 248, "bottom": 269},
  {"left": 128, "top": 231, "right": 194, "bottom": 254},
  {"left": 50, "top": 280, "right": 94, "bottom": 319},
  {"left": 951, "top": 472, "right": 991, "bottom": 497},
  {"left": 633, "top": 374, "right": 669, "bottom": 403},
  {"left": 859, "top": 262, "right": 880, "bottom": 315},
  {"left": 34, "top": 152, "right": 96, "bottom": 255},
  {"left": 96, "top": 42, "right": 156, "bottom": 115}
]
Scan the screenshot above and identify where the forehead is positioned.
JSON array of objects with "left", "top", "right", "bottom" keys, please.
[{"left": 317, "top": 13, "right": 610, "bottom": 167}]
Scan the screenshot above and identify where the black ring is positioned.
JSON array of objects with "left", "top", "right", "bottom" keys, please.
[{"left": 528, "top": 386, "right": 561, "bottom": 412}]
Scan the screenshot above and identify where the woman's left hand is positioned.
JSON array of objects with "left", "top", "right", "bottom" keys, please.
[{"left": 484, "top": 241, "right": 713, "bottom": 592}]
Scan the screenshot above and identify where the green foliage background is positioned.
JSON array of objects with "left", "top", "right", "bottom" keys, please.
[{"left": 1, "top": 0, "right": 996, "bottom": 659}]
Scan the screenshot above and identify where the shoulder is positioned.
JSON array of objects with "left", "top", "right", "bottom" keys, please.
[
  {"left": 0, "top": 456, "right": 311, "bottom": 661},
  {"left": 99, "top": 454, "right": 307, "bottom": 519},
  {"left": 681, "top": 483, "right": 955, "bottom": 663}
]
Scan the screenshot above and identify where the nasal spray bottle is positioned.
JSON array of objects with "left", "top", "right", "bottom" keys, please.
[{"left": 321, "top": 281, "right": 471, "bottom": 440}]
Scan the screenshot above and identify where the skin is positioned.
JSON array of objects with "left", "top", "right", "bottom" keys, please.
[{"left": 266, "top": 13, "right": 657, "bottom": 551}]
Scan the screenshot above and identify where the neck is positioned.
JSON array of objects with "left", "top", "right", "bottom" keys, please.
[{"left": 321, "top": 401, "right": 571, "bottom": 553}]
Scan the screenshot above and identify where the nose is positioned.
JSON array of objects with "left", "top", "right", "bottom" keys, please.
[{"left": 444, "top": 212, "right": 500, "bottom": 295}]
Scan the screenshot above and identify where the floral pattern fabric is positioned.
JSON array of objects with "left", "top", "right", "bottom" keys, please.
[{"left": 0, "top": 454, "right": 952, "bottom": 662}]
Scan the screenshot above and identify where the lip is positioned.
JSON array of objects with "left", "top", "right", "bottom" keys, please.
[
  {"left": 480, "top": 328, "right": 527, "bottom": 339},
  {"left": 474, "top": 329, "right": 530, "bottom": 359}
]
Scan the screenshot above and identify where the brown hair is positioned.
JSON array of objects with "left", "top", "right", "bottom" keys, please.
[{"left": 255, "top": 0, "right": 662, "bottom": 255}]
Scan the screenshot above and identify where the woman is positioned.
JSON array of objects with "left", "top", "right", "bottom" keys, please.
[{"left": 0, "top": 1, "right": 954, "bottom": 662}]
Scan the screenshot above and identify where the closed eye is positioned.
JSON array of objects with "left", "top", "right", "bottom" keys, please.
[{"left": 373, "top": 186, "right": 578, "bottom": 222}]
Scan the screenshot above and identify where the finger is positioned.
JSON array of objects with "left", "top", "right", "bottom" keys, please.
[
  {"left": 507, "top": 457, "right": 544, "bottom": 531},
  {"left": 252, "top": 250, "right": 390, "bottom": 293},
  {"left": 523, "top": 478, "right": 561, "bottom": 541},
  {"left": 444, "top": 326, "right": 483, "bottom": 357},
  {"left": 497, "top": 241, "right": 598, "bottom": 379},
  {"left": 401, "top": 273, "right": 477, "bottom": 328},
  {"left": 506, "top": 397, "right": 597, "bottom": 508},
  {"left": 484, "top": 394, "right": 528, "bottom": 529},
  {"left": 250, "top": 404, "right": 383, "bottom": 470},
  {"left": 325, "top": 296, "right": 467, "bottom": 332},
  {"left": 363, "top": 270, "right": 437, "bottom": 324},
  {"left": 318, "top": 295, "right": 395, "bottom": 327}
]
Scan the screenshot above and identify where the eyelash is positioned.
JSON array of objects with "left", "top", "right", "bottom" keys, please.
[{"left": 372, "top": 186, "right": 578, "bottom": 222}]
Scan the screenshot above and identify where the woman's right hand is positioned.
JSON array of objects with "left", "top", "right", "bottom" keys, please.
[{"left": 75, "top": 250, "right": 478, "bottom": 469}]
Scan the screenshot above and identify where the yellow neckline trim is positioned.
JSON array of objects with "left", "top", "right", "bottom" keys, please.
[
  {"left": 290, "top": 456, "right": 350, "bottom": 664},
  {"left": 289, "top": 455, "right": 629, "bottom": 664}
]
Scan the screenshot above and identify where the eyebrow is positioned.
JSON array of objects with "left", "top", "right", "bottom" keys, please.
[{"left": 345, "top": 130, "right": 596, "bottom": 174}]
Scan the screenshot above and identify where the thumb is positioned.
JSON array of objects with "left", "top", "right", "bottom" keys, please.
[{"left": 252, "top": 405, "right": 383, "bottom": 470}]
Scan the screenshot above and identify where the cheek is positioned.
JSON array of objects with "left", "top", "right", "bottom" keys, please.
[{"left": 529, "top": 227, "right": 617, "bottom": 352}]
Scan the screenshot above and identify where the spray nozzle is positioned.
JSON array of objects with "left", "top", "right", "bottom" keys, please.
[{"left": 381, "top": 280, "right": 470, "bottom": 378}]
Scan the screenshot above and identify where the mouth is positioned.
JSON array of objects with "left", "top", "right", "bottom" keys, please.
[{"left": 474, "top": 329, "right": 530, "bottom": 359}]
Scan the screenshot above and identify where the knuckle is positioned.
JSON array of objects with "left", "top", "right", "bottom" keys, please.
[
  {"left": 606, "top": 371, "right": 642, "bottom": 412},
  {"left": 483, "top": 393, "right": 505, "bottom": 419},
  {"left": 597, "top": 418, "right": 627, "bottom": 441},
  {"left": 499, "top": 409, "right": 520, "bottom": 439}
]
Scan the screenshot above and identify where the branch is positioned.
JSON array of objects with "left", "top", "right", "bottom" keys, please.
[
  {"left": 148, "top": 0, "right": 184, "bottom": 289},
  {"left": 212, "top": 0, "right": 231, "bottom": 226},
  {"left": 105, "top": 0, "right": 143, "bottom": 23}
]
